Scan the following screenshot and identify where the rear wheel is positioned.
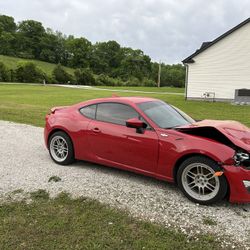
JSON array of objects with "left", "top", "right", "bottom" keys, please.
[
  {"left": 49, "top": 131, "right": 75, "bottom": 165},
  {"left": 177, "top": 156, "right": 228, "bottom": 205}
]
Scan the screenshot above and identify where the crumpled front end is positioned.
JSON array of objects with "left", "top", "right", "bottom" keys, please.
[{"left": 175, "top": 120, "right": 250, "bottom": 203}]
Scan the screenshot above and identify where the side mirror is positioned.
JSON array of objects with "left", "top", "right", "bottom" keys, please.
[{"left": 126, "top": 118, "right": 147, "bottom": 134}]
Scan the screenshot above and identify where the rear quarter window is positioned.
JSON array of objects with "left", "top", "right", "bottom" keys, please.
[{"left": 79, "top": 104, "right": 96, "bottom": 119}]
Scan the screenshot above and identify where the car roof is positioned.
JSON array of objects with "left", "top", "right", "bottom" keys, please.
[{"left": 78, "top": 96, "right": 159, "bottom": 106}]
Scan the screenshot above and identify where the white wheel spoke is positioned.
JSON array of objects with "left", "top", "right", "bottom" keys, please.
[
  {"left": 207, "top": 182, "right": 215, "bottom": 189},
  {"left": 187, "top": 180, "right": 196, "bottom": 187},
  {"left": 187, "top": 171, "right": 196, "bottom": 179},
  {"left": 198, "top": 186, "right": 202, "bottom": 195},
  {"left": 207, "top": 175, "right": 215, "bottom": 180}
]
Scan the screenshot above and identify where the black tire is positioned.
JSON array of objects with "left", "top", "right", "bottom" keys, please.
[
  {"left": 177, "top": 156, "right": 228, "bottom": 205},
  {"left": 48, "top": 131, "right": 75, "bottom": 165}
]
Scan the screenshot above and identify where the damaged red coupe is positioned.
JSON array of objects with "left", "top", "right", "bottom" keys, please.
[{"left": 44, "top": 97, "right": 250, "bottom": 205}]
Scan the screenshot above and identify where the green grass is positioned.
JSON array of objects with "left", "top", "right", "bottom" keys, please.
[
  {"left": 0, "top": 55, "right": 75, "bottom": 76},
  {"left": 202, "top": 217, "right": 217, "bottom": 226},
  {"left": 0, "top": 83, "right": 249, "bottom": 127},
  {"left": 94, "top": 86, "right": 185, "bottom": 93},
  {"left": 0, "top": 191, "right": 221, "bottom": 250}
]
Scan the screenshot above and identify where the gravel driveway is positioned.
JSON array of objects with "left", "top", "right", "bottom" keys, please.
[{"left": 0, "top": 120, "right": 249, "bottom": 249}]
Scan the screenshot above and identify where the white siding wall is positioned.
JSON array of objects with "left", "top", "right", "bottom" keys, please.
[{"left": 187, "top": 22, "right": 250, "bottom": 100}]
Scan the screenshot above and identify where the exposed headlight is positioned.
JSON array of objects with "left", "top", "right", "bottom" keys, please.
[
  {"left": 243, "top": 180, "right": 250, "bottom": 193},
  {"left": 234, "top": 152, "right": 249, "bottom": 165}
]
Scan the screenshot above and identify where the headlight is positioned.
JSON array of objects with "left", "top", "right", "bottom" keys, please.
[
  {"left": 243, "top": 180, "right": 250, "bottom": 193},
  {"left": 234, "top": 152, "right": 249, "bottom": 165}
]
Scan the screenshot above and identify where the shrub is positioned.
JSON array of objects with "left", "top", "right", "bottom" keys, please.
[
  {"left": 74, "top": 68, "right": 95, "bottom": 85},
  {"left": 52, "top": 64, "right": 73, "bottom": 84},
  {"left": 0, "top": 62, "right": 10, "bottom": 82},
  {"left": 43, "top": 73, "right": 54, "bottom": 84},
  {"left": 15, "top": 62, "right": 45, "bottom": 83},
  {"left": 125, "top": 77, "right": 141, "bottom": 86},
  {"left": 95, "top": 74, "right": 115, "bottom": 86},
  {"left": 95, "top": 74, "right": 126, "bottom": 86},
  {"left": 142, "top": 78, "right": 156, "bottom": 87}
]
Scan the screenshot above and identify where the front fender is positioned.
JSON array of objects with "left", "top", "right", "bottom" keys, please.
[{"left": 156, "top": 130, "right": 235, "bottom": 180}]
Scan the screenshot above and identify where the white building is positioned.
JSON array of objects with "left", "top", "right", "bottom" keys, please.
[{"left": 183, "top": 18, "right": 250, "bottom": 102}]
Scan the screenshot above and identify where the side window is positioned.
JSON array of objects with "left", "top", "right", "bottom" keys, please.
[
  {"left": 96, "top": 103, "right": 138, "bottom": 126},
  {"left": 79, "top": 104, "right": 96, "bottom": 119}
]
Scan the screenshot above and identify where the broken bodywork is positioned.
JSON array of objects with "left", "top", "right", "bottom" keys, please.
[
  {"left": 176, "top": 120, "right": 250, "bottom": 166},
  {"left": 175, "top": 120, "right": 250, "bottom": 202}
]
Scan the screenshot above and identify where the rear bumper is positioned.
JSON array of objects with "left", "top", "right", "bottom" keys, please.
[
  {"left": 44, "top": 114, "right": 51, "bottom": 149},
  {"left": 223, "top": 165, "right": 250, "bottom": 203}
]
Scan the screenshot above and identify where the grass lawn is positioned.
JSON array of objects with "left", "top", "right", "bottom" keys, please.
[
  {"left": 0, "top": 55, "right": 75, "bottom": 76},
  {"left": 0, "top": 83, "right": 249, "bottom": 127},
  {"left": 94, "top": 86, "right": 185, "bottom": 93},
  {"left": 0, "top": 191, "right": 220, "bottom": 250}
]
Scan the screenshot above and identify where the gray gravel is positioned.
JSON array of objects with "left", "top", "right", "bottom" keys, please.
[{"left": 0, "top": 120, "right": 249, "bottom": 249}]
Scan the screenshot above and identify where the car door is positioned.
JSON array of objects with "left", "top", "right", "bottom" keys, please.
[{"left": 87, "top": 102, "right": 159, "bottom": 173}]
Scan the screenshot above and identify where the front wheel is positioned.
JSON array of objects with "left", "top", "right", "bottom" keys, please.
[
  {"left": 49, "top": 131, "right": 75, "bottom": 165},
  {"left": 177, "top": 156, "right": 228, "bottom": 205}
]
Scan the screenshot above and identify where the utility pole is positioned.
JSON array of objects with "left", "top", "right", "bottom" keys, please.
[{"left": 157, "top": 61, "right": 161, "bottom": 88}]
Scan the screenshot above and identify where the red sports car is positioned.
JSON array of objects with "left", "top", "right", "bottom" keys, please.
[{"left": 44, "top": 97, "right": 250, "bottom": 205}]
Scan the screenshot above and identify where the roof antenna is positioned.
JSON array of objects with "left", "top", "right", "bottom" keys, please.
[{"left": 112, "top": 93, "right": 120, "bottom": 97}]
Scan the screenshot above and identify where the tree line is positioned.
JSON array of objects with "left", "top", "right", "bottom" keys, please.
[{"left": 0, "top": 14, "right": 185, "bottom": 87}]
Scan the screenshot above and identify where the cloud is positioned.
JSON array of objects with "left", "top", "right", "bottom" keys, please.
[{"left": 0, "top": 0, "right": 250, "bottom": 63}]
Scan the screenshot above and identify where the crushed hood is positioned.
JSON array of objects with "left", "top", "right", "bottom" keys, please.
[{"left": 176, "top": 120, "right": 250, "bottom": 152}]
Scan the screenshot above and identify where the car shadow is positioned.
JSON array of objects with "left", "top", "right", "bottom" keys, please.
[
  {"left": 68, "top": 160, "right": 250, "bottom": 211},
  {"left": 71, "top": 160, "right": 177, "bottom": 190}
]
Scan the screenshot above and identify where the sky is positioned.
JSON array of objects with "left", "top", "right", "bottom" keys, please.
[{"left": 0, "top": 0, "right": 250, "bottom": 64}]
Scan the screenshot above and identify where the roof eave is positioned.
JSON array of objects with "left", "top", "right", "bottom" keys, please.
[
  {"left": 182, "top": 58, "right": 195, "bottom": 64},
  {"left": 182, "top": 17, "right": 250, "bottom": 64}
]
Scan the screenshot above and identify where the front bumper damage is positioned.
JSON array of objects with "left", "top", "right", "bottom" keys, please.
[{"left": 223, "top": 165, "right": 250, "bottom": 203}]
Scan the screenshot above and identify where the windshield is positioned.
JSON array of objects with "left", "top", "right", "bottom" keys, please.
[{"left": 137, "top": 101, "right": 195, "bottom": 129}]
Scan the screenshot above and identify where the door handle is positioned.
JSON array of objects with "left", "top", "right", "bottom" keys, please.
[{"left": 92, "top": 127, "right": 101, "bottom": 133}]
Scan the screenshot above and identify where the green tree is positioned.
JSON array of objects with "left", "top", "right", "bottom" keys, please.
[
  {"left": 74, "top": 68, "right": 95, "bottom": 85},
  {"left": 0, "top": 15, "right": 17, "bottom": 56},
  {"left": 0, "top": 14, "right": 186, "bottom": 87},
  {"left": 17, "top": 20, "right": 46, "bottom": 59},
  {"left": 53, "top": 64, "right": 73, "bottom": 84},
  {"left": 40, "top": 29, "right": 67, "bottom": 64},
  {"left": 118, "top": 48, "right": 151, "bottom": 81},
  {"left": 0, "top": 15, "right": 16, "bottom": 33},
  {"left": 90, "top": 41, "right": 122, "bottom": 75},
  {"left": 0, "top": 31, "right": 16, "bottom": 55},
  {"left": 159, "top": 64, "right": 185, "bottom": 87},
  {"left": 15, "top": 62, "right": 45, "bottom": 83},
  {"left": 66, "top": 37, "right": 92, "bottom": 68},
  {"left": 0, "top": 62, "right": 10, "bottom": 82}
]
